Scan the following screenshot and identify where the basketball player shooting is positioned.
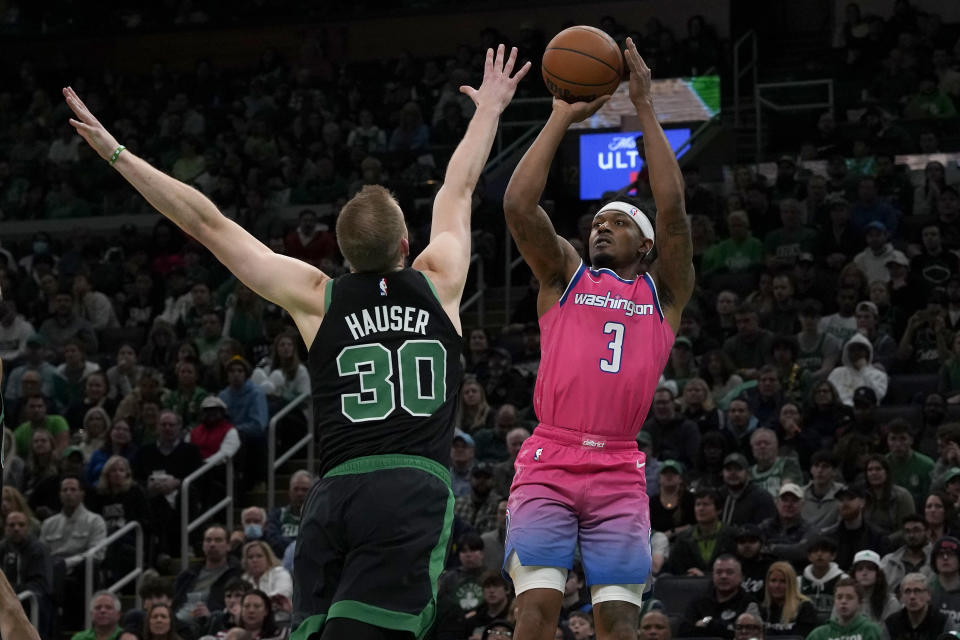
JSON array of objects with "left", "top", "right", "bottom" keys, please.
[
  {"left": 501, "top": 38, "right": 693, "bottom": 640},
  {"left": 64, "top": 45, "right": 529, "bottom": 640}
]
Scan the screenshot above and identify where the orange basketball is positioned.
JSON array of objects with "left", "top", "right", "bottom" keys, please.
[{"left": 542, "top": 26, "right": 624, "bottom": 103}]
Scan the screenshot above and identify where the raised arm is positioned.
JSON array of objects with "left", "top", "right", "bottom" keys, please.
[
  {"left": 62, "top": 88, "right": 329, "bottom": 346},
  {"left": 413, "top": 45, "right": 530, "bottom": 325},
  {"left": 502, "top": 96, "right": 608, "bottom": 314},
  {"left": 624, "top": 38, "right": 694, "bottom": 330}
]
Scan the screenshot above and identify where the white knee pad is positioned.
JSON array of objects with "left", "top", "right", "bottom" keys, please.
[
  {"left": 590, "top": 583, "right": 646, "bottom": 607},
  {"left": 506, "top": 551, "right": 567, "bottom": 594}
]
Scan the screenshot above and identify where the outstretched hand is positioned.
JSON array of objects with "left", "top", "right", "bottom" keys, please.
[
  {"left": 460, "top": 44, "right": 531, "bottom": 114},
  {"left": 62, "top": 87, "right": 120, "bottom": 162},
  {"left": 624, "top": 37, "right": 653, "bottom": 107}
]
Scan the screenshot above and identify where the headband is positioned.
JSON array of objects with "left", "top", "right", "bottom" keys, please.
[{"left": 595, "top": 201, "right": 655, "bottom": 247}]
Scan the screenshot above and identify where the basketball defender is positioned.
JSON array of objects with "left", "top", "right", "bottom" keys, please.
[
  {"left": 502, "top": 39, "right": 694, "bottom": 640},
  {"left": 64, "top": 45, "right": 530, "bottom": 640}
]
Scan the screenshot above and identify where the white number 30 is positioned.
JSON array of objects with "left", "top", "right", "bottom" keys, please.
[{"left": 600, "top": 322, "right": 625, "bottom": 373}]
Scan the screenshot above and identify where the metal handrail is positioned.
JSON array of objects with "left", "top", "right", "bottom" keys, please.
[
  {"left": 17, "top": 589, "right": 39, "bottom": 630},
  {"left": 83, "top": 521, "right": 143, "bottom": 628},
  {"left": 754, "top": 78, "right": 834, "bottom": 162},
  {"left": 267, "top": 392, "right": 315, "bottom": 512},
  {"left": 488, "top": 123, "right": 542, "bottom": 175},
  {"left": 733, "top": 30, "right": 758, "bottom": 127},
  {"left": 459, "top": 253, "right": 485, "bottom": 327},
  {"left": 181, "top": 451, "right": 234, "bottom": 572}
]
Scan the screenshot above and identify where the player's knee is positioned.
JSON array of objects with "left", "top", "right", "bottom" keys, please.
[{"left": 516, "top": 592, "right": 559, "bottom": 629}]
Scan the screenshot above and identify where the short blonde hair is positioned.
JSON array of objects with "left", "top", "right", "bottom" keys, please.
[
  {"left": 97, "top": 455, "right": 132, "bottom": 494},
  {"left": 336, "top": 185, "right": 406, "bottom": 273},
  {"left": 242, "top": 540, "right": 280, "bottom": 571}
]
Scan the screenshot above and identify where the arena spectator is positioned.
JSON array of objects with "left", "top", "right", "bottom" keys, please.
[
  {"left": 263, "top": 470, "right": 312, "bottom": 558},
  {"left": 930, "top": 535, "right": 960, "bottom": 628},
  {"left": 38, "top": 288, "right": 98, "bottom": 357},
  {"left": 436, "top": 533, "right": 487, "bottom": 635},
  {"left": 723, "top": 304, "right": 773, "bottom": 380},
  {"left": 802, "top": 450, "right": 843, "bottom": 531},
  {"left": 165, "top": 359, "right": 207, "bottom": 428},
  {"left": 749, "top": 428, "right": 803, "bottom": 496},
  {"left": 863, "top": 454, "right": 915, "bottom": 535},
  {"left": 86, "top": 419, "right": 137, "bottom": 486},
  {"left": 0, "top": 511, "right": 53, "bottom": 636},
  {"left": 493, "top": 427, "right": 528, "bottom": 498},
  {"left": 5, "top": 335, "right": 59, "bottom": 406},
  {"left": 645, "top": 386, "right": 700, "bottom": 468},
  {"left": 230, "top": 506, "right": 268, "bottom": 556},
  {"left": 885, "top": 571, "right": 948, "bottom": 639},
  {"left": 720, "top": 451, "right": 775, "bottom": 526},
  {"left": 639, "top": 610, "right": 671, "bottom": 640},
  {"left": 173, "top": 524, "right": 241, "bottom": 624},
  {"left": 240, "top": 540, "right": 292, "bottom": 605},
  {"left": 733, "top": 523, "right": 773, "bottom": 598},
  {"left": 759, "top": 560, "right": 817, "bottom": 637},
  {"left": 651, "top": 459, "right": 695, "bottom": 541},
  {"left": 481, "top": 500, "right": 507, "bottom": 572},
  {"left": 800, "top": 536, "right": 848, "bottom": 623},
  {"left": 827, "top": 334, "right": 888, "bottom": 406},
  {"left": 759, "top": 483, "right": 810, "bottom": 569},
  {"left": 679, "top": 554, "right": 760, "bottom": 639},
  {"left": 187, "top": 396, "right": 240, "bottom": 461},
  {"left": 0, "top": 299, "right": 35, "bottom": 362},
  {"left": 14, "top": 393, "right": 69, "bottom": 457},
  {"left": 807, "top": 577, "right": 884, "bottom": 640},
  {"left": 72, "top": 591, "right": 123, "bottom": 640},
  {"left": 454, "top": 462, "right": 502, "bottom": 533},
  {"left": 819, "top": 287, "right": 859, "bottom": 345},
  {"left": 667, "top": 488, "right": 735, "bottom": 576}
]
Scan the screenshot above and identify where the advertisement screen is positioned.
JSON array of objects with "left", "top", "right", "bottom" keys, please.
[{"left": 579, "top": 128, "right": 691, "bottom": 200}]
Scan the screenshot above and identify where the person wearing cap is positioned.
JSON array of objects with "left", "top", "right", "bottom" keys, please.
[
  {"left": 821, "top": 484, "right": 890, "bottom": 570},
  {"left": 854, "top": 300, "right": 897, "bottom": 370},
  {"left": 851, "top": 549, "right": 901, "bottom": 625},
  {"left": 759, "top": 482, "right": 811, "bottom": 569},
  {"left": 930, "top": 535, "right": 960, "bottom": 626},
  {"left": 801, "top": 534, "right": 848, "bottom": 620},
  {"left": 454, "top": 462, "right": 503, "bottom": 534},
  {"left": 807, "top": 576, "right": 885, "bottom": 640},
  {"left": 186, "top": 395, "right": 240, "bottom": 461},
  {"left": 853, "top": 221, "right": 897, "bottom": 285},
  {"left": 880, "top": 515, "right": 934, "bottom": 595},
  {"left": 645, "top": 386, "right": 701, "bottom": 468},
  {"left": 450, "top": 429, "right": 477, "bottom": 498},
  {"left": 666, "top": 488, "right": 736, "bottom": 576},
  {"left": 720, "top": 452, "right": 775, "bottom": 527},
  {"left": 885, "top": 571, "right": 948, "bottom": 639},
  {"left": 701, "top": 209, "right": 764, "bottom": 277},
  {"left": 827, "top": 332, "right": 888, "bottom": 407},
  {"left": 802, "top": 450, "right": 844, "bottom": 532},
  {"left": 762, "top": 198, "right": 818, "bottom": 270},
  {"left": 664, "top": 335, "right": 696, "bottom": 388},
  {"left": 650, "top": 459, "right": 694, "bottom": 541},
  {"left": 733, "top": 524, "right": 774, "bottom": 598}
]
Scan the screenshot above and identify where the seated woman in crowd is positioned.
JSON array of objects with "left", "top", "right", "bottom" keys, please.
[
  {"left": 760, "top": 561, "right": 818, "bottom": 637},
  {"left": 22, "top": 429, "right": 60, "bottom": 518},
  {"left": 75, "top": 406, "right": 110, "bottom": 461},
  {"left": 699, "top": 349, "right": 743, "bottom": 409},
  {"left": 87, "top": 419, "right": 137, "bottom": 486},
  {"left": 0, "top": 486, "right": 41, "bottom": 539},
  {"left": 240, "top": 540, "right": 293, "bottom": 608},
  {"left": 862, "top": 454, "right": 915, "bottom": 536},
  {"left": 680, "top": 376, "right": 725, "bottom": 435}
]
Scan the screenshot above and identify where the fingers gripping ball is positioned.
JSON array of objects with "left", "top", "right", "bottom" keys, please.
[{"left": 542, "top": 26, "right": 624, "bottom": 102}]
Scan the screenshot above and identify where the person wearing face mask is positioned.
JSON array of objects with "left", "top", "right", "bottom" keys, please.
[
  {"left": 17, "top": 232, "right": 58, "bottom": 275},
  {"left": 231, "top": 507, "right": 268, "bottom": 557}
]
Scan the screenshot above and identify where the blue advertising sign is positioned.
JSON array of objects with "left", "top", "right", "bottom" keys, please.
[{"left": 579, "top": 129, "right": 691, "bottom": 200}]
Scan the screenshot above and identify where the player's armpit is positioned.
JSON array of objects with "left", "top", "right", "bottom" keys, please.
[
  {"left": 503, "top": 202, "right": 579, "bottom": 294},
  {"left": 191, "top": 216, "right": 329, "bottom": 335}
]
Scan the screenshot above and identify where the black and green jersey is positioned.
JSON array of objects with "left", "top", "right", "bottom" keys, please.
[{"left": 309, "top": 268, "right": 463, "bottom": 476}]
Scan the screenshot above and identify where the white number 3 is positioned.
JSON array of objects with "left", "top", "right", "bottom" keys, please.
[{"left": 600, "top": 322, "right": 624, "bottom": 373}]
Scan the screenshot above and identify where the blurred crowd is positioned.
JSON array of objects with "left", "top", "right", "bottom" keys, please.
[{"left": 2, "top": 1, "right": 960, "bottom": 640}]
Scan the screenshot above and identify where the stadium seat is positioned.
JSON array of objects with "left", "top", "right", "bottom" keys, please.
[
  {"left": 884, "top": 374, "right": 939, "bottom": 405},
  {"left": 651, "top": 575, "right": 711, "bottom": 621}
]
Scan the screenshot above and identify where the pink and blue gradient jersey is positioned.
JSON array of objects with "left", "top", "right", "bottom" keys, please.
[{"left": 534, "top": 262, "right": 675, "bottom": 438}]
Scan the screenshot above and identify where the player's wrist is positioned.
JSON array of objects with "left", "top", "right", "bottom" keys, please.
[{"left": 632, "top": 97, "right": 655, "bottom": 114}]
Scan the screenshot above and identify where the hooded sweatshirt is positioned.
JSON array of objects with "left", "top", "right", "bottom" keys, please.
[
  {"left": 807, "top": 612, "right": 885, "bottom": 640},
  {"left": 826, "top": 333, "right": 888, "bottom": 406},
  {"left": 800, "top": 562, "right": 848, "bottom": 621}
]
